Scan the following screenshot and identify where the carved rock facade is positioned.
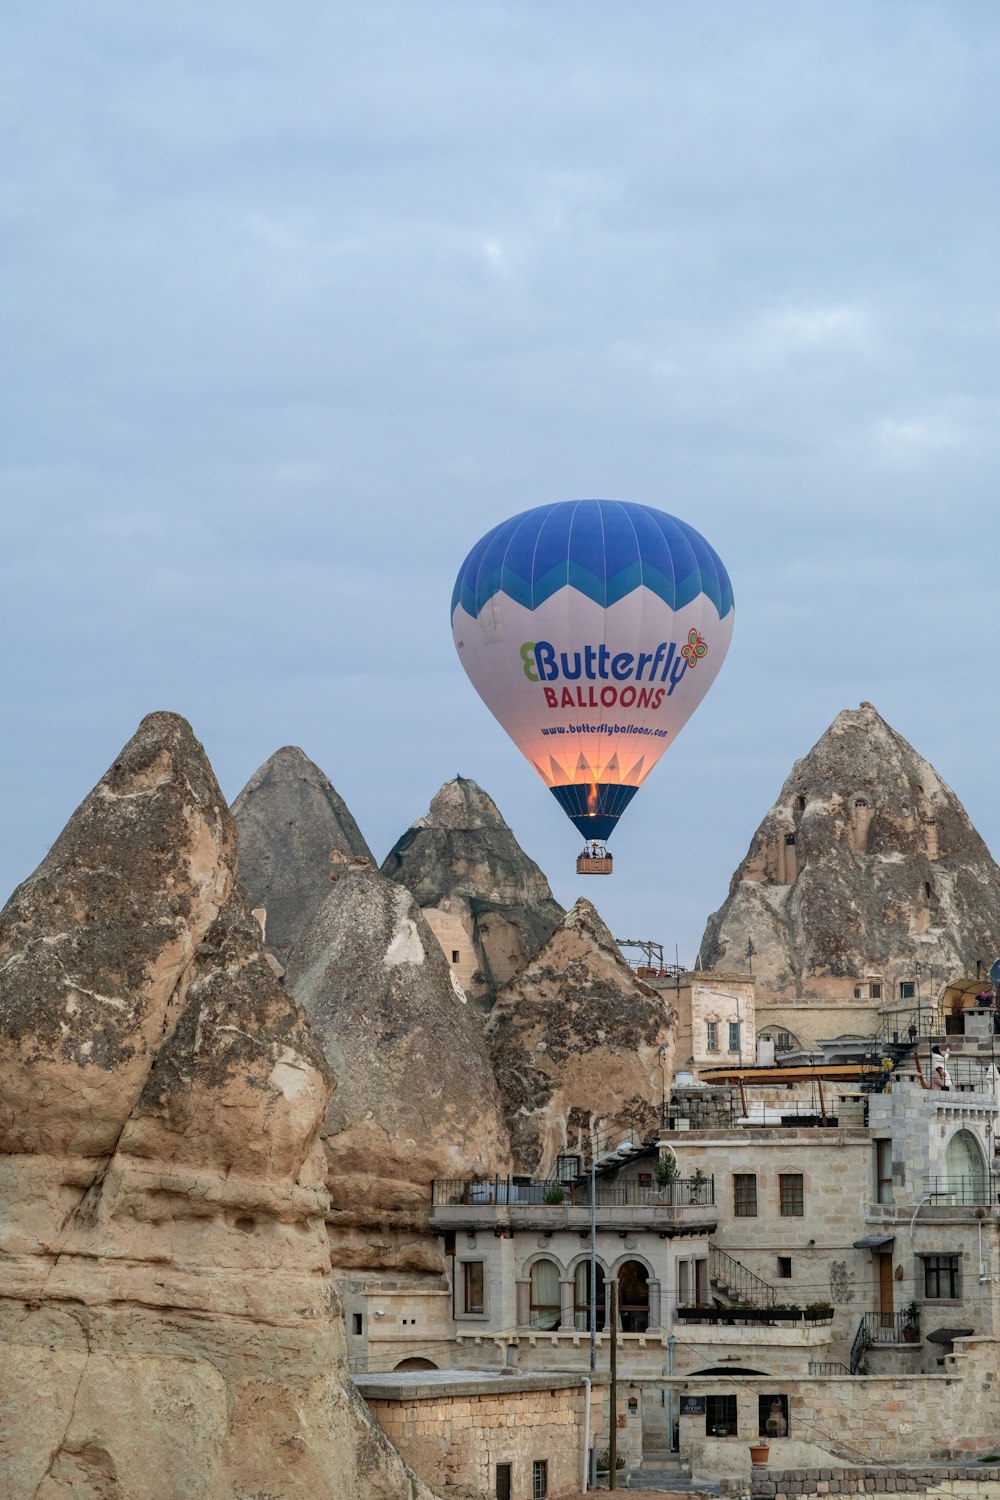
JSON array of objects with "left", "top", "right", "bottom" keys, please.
[{"left": 699, "top": 702, "right": 1000, "bottom": 1044}]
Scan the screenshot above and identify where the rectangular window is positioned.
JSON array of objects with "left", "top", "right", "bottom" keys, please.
[
  {"left": 777, "top": 1256, "right": 792, "bottom": 1279},
  {"left": 759, "top": 1394, "right": 789, "bottom": 1438},
  {"left": 924, "top": 1255, "right": 960, "bottom": 1300},
  {"left": 728, "top": 1021, "right": 741, "bottom": 1053},
  {"left": 463, "top": 1260, "right": 485, "bottom": 1314},
  {"left": 706, "top": 1021, "right": 719, "bottom": 1052},
  {"left": 706, "top": 1394, "right": 738, "bottom": 1437},
  {"left": 875, "top": 1139, "right": 893, "bottom": 1205},
  {"left": 532, "top": 1460, "right": 548, "bottom": 1499},
  {"left": 779, "top": 1174, "right": 804, "bottom": 1217},
  {"left": 869, "top": 982, "right": 882, "bottom": 1000},
  {"left": 451, "top": 950, "right": 460, "bottom": 963},
  {"left": 776, "top": 1031, "right": 792, "bottom": 1051},
  {"left": 556, "top": 1154, "right": 580, "bottom": 1182},
  {"left": 733, "top": 1173, "right": 758, "bottom": 1217},
  {"left": 899, "top": 981, "right": 915, "bottom": 1000},
  {"left": 352, "top": 1313, "right": 363, "bottom": 1335}
]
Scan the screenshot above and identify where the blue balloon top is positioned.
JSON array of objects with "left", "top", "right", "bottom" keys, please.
[{"left": 452, "top": 499, "right": 734, "bottom": 621}]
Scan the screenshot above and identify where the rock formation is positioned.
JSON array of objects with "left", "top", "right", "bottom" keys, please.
[
  {"left": 285, "top": 863, "right": 512, "bottom": 1274},
  {"left": 485, "top": 899, "right": 674, "bottom": 1175},
  {"left": 381, "top": 776, "right": 564, "bottom": 1010},
  {"left": 0, "top": 713, "right": 434, "bottom": 1500},
  {"left": 231, "top": 744, "right": 374, "bottom": 967},
  {"left": 699, "top": 702, "right": 1000, "bottom": 1043}
]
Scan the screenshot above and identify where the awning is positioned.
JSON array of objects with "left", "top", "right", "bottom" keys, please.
[
  {"left": 852, "top": 1234, "right": 895, "bottom": 1250},
  {"left": 926, "top": 1327, "right": 974, "bottom": 1345}
]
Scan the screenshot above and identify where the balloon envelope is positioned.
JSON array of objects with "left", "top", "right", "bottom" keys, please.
[{"left": 451, "top": 499, "right": 734, "bottom": 843}]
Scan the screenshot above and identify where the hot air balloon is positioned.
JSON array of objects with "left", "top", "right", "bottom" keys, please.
[{"left": 451, "top": 499, "right": 734, "bottom": 873}]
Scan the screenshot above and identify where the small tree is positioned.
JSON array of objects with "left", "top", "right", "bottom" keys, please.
[{"left": 654, "top": 1153, "right": 680, "bottom": 1188}]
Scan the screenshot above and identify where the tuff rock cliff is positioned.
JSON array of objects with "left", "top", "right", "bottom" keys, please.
[
  {"left": 231, "top": 745, "right": 374, "bottom": 967},
  {"left": 699, "top": 703, "right": 1000, "bottom": 1031},
  {"left": 381, "top": 776, "right": 564, "bottom": 1010},
  {"left": 0, "top": 714, "right": 434, "bottom": 1500},
  {"left": 285, "top": 863, "right": 512, "bottom": 1274},
  {"left": 485, "top": 899, "right": 674, "bottom": 1175}
]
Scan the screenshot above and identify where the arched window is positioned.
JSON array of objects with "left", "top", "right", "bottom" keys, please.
[
  {"left": 574, "top": 1261, "right": 605, "bottom": 1332},
  {"left": 618, "top": 1260, "right": 650, "bottom": 1332},
  {"left": 394, "top": 1357, "right": 438, "bottom": 1370},
  {"left": 944, "top": 1129, "right": 986, "bottom": 1204},
  {"left": 530, "top": 1258, "right": 561, "bottom": 1330}
]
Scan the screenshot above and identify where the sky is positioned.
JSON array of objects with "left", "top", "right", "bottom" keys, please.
[{"left": 3, "top": 2, "right": 1000, "bottom": 965}]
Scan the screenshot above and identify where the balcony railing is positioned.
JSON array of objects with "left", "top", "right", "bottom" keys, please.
[
  {"left": 923, "top": 1173, "right": 998, "bottom": 1206},
  {"left": 850, "top": 1310, "right": 919, "bottom": 1371},
  {"left": 431, "top": 1176, "right": 715, "bottom": 1208}
]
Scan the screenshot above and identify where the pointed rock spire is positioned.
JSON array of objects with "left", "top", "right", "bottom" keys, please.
[
  {"left": 285, "top": 862, "right": 512, "bottom": 1270},
  {"left": 0, "top": 713, "right": 434, "bottom": 1497},
  {"left": 699, "top": 702, "right": 1000, "bottom": 1035},
  {"left": 231, "top": 745, "right": 374, "bottom": 967},
  {"left": 381, "top": 775, "right": 564, "bottom": 1009},
  {"left": 486, "top": 899, "right": 674, "bottom": 1175}
]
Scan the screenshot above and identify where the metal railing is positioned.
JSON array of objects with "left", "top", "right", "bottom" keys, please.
[
  {"left": 708, "top": 1244, "right": 777, "bottom": 1308},
  {"left": 923, "top": 1173, "right": 998, "bottom": 1206},
  {"left": 809, "top": 1361, "right": 851, "bottom": 1376},
  {"left": 859, "top": 1004, "right": 940, "bottom": 1093},
  {"left": 431, "top": 1176, "right": 715, "bottom": 1208},
  {"left": 850, "top": 1310, "right": 919, "bottom": 1371}
]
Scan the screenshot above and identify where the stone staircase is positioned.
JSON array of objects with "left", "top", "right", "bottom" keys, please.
[{"left": 625, "top": 1450, "right": 721, "bottom": 1492}]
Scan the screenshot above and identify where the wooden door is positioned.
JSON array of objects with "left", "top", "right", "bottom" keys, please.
[
  {"left": 878, "top": 1253, "right": 894, "bottom": 1327},
  {"left": 496, "top": 1463, "right": 512, "bottom": 1500}
]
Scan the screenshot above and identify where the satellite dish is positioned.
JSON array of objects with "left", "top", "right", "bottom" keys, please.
[{"left": 989, "top": 958, "right": 1000, "bottom": 988}]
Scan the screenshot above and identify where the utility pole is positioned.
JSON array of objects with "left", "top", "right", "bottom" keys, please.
[
  {"left": 608, "top": 1280, "right": 619, "bottom": 1490},
  {"left": 589, "top": 1126, "right": 597, "bottom": 1374}
]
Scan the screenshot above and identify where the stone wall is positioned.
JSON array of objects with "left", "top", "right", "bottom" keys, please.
[
  {"left": 361, "top": 1375, "right": 604, "bottom": 1498},
  {"left": 680, "top": 1339, "right": 1000, "bottom": 1476},
  {"left": 753, "top": 1468, "right": 1000, "bottom": 1500}
]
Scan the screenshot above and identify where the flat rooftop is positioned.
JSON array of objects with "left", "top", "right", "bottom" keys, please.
[{"left": 354, "top": 1368, "right": 602, "bottom": 1402}]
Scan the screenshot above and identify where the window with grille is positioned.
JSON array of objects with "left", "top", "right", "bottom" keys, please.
[
  {"left": 532, "top": 1460, "right": 548, "bottom": 1498},
  {"left": 869, "top": 982, "right": 882, "bottom": 1000},
  {"left": 733, "top": 1173, "right": 758, "bottom": 1217},
  {"left": 923, "top": 1255, "right": 960, "bottom": 1299},
  {"left": 728, "top": 1021, "right": 741, "bottom": 1052},
  {"left": 706, "top": 1021, "right": 719, "bottom": 1051},
  {"left": 779, "top": 1174, "right": 804, "bottom": 1216},
  {"left": 706, "top": 1394, "right": 737, "bottom": 1436}
]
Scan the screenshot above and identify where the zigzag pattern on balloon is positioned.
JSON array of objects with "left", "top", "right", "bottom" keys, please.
[{"left": 451, "top": 499, "right": 734, "bottom": 622}]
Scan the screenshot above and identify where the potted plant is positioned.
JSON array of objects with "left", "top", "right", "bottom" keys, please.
[
  {"left": 689, "top": 1167, "right": 708, "bottom": 1204},
  {"left": 653, "top": 1153, "right": 680, "bottom": 1201},
  {"left": 543, "top": 1183, "right": 565, "bottom": 1205},
  {"left": 749, "top": 1442, "right": 770, "bottom": 1465},
  {"left": 804, "top": 1301, "right": 835, "bottom": 1323},
  {"left": 902, "top": 1300, "right": 919, "bottom": 1342}
]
